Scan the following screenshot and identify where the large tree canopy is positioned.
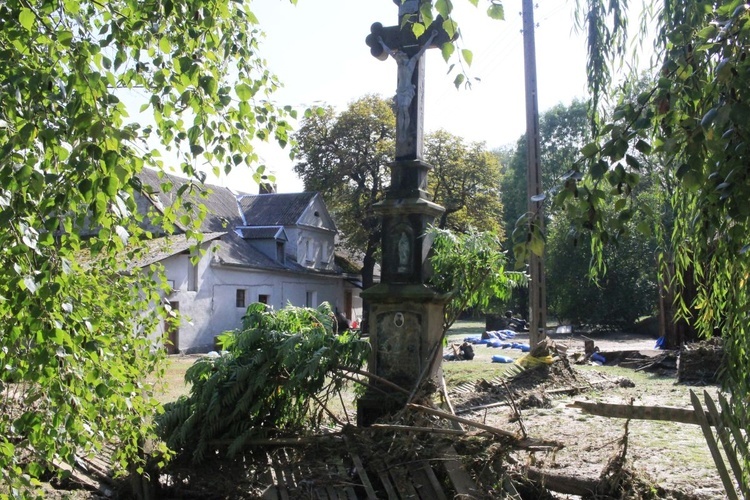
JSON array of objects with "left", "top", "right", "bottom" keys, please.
[
  {"left": 0, "top": 0, "right": 292, "bottom": 491},
  {"left": 425, "top": 130, "right": 504, "bottom": 235},
  {"left": 292, "top": 95, "right": 505, "bottom": 291},
  {"left": 292, "top": 94, "right": 394, "bottom": 292},
  {"left": 500, "top": 99, "right": 591, "bottom": 242}
]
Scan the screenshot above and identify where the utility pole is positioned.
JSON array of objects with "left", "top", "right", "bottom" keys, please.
[{"left": 522, "top": 0, "right": 547, "bottom": 347}]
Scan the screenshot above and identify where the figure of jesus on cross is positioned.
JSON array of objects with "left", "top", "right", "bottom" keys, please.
[{"left": 379, "top": 29, "right": 438, "bottom": 145}]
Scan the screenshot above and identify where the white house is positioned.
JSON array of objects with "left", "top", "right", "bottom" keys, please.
[{"left": 135, "top": 169, "right": 363, "bottom": 353}]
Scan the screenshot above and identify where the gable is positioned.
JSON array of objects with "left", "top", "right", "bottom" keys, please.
[{"left": 297, "top": 195, "right": 337, "bottom": 232}]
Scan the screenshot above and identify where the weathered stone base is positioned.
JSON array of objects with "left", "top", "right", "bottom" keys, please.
[{"left": 356, "top": 283, "right": 448, "bottom": 425}]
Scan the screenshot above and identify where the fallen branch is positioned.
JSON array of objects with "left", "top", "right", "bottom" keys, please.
[
  {"left": 525, "top": 466, "right": 599, "bottom": 496},
  {"left": 546, "top": 386, "right": 589, "bottom": 395},
  {"left": 455, "top": 401, "right": 509, "bottom": 415},
  {"left": 371, "top": 424, "right": 470, "bottom": 436},
  {"left": 210, "top": 434, "right": 343, "bottom": 447},
  {"left": 501, "top": 379, "right": 527, "bottom": 439},
  {"left": 569, "top": 400, "right": 719, "bottom": 426},
  {"left": 407, "top": 403, "right": 518, "bottom": 439},
  {"left": 337, "top": 366, "right": 410, "bottom": 395}
]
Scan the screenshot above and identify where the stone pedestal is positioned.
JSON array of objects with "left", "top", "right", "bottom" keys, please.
[{"left": 357, "top": 284, "right": 449, "bottom": 426}]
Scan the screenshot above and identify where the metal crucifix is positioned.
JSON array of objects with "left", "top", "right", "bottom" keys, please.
[{"left": 366, "top": 0, "right": 454, "bottom": 160}]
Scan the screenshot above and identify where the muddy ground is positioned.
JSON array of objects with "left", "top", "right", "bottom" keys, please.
[{"left": 444, "top": 328, "right": 728, "bottom": 499}]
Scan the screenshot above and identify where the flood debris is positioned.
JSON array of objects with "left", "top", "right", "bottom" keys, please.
[{"left": 678, "top": 338, "right": 724, "bottom": 384}]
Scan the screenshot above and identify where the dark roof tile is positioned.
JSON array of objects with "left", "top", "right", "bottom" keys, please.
[
  {"left": 136, "top": 168, "right": 244, "bottom": 233},
  {"left": 237, "top": 192, "right": 316, "bottom": 226}
]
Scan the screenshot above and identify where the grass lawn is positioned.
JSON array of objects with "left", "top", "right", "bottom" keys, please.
[
  {"left": 152, "top": 356, "right": 196, "bottom": 404},
  {"left": 442, "top": 319, "right": 526, "bottom": 386}
]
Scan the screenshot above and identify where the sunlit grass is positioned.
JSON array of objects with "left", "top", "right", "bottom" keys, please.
[{"left": 152, "top": 355, "right": 196, "bottom": 404}]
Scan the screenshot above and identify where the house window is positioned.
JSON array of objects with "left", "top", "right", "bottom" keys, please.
[
  {"left": 187, "top": 256, "right": 198, "bottom": 291},
  {"left": 236, "top": 289, "right": 246, "bottom": 308},
  {"left": 305, "top": 239, "right": 313, "bottom": 262},
  {"left": 306, "top": 291, "right": 316, "bottom": 308},
  {"left": 164, "top": 301, "right": 179, "bottom": 355},
  {"left": 276, "top": 241, "right": 285, "bottom": 263},
  {"left": 258, "top": 294, "right": 269, "bottom": 305}
]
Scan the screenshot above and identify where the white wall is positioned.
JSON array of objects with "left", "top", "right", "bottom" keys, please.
[{"left": 160, "top": 249, "right": 353, "bottom": 353}]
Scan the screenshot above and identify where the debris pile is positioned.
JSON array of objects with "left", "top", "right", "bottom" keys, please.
[{"left": 678, "top": 338, "right": 724, "bottom": 384}]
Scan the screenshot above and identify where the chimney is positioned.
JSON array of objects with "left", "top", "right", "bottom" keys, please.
[{"left": 259, "top": 175, "right": 277, "bottom": 194}]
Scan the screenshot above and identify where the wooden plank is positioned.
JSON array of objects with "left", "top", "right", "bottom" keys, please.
[
  {"left": 266, "top": 452, "right": 290, "bottom": 500},
  {"left": 526, "top": 466, "right": 599, "bottom": 496},
  {"left": 259, "top": 458, "right": 280, "bottom": 500},
  {"left": 313, "top": 489, "right": 329, "bottom": 500},
  {"left": 439, "top": 446, "right": 480, "bottom": 498},
  {"left": 389, "top": 466, "right": 419, "bottom": 499},
  {"left": 370, "top": 424, "right": 466, "bottom": 436},
  {"left": 406, "top": 461, "right": 447, "bottom": 500},
  {"left": 376, "top": 468, "right": 399, "bottom": 500},
  {"left": 51, "top": 458, "right": 108, "bottom": 493},
  {"left": 690, "top": 390, "right": 740, "bottom": 500},
  {"left": 335, "top": 460, "right": 358, "bottom": 500},
  {"left": 343, "top": 436, "right": 378, "bottom": 500},
  {"left": 571, "top": 400, "right": 703, "bottom": 425},
  {"left": 718, "top": 393, "right": 750, "bottom": 462},
  {"left": 703, "top": 391, "right": 745, "bottom": 493}
]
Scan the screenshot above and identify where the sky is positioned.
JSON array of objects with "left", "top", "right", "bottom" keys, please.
[{"left": 218, "top": 0, "right": 591, "bottom": 193}]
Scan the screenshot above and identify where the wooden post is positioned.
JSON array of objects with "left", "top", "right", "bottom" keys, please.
[{"left": 522, "top": 0, "right": 547, "bottom": 347}]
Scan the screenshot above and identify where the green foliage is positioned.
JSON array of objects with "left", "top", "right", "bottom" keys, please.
[
  {"left": 576, "top": 0, "right": 750, "bottom": 486},
  {"left": 546, "top": 196, "right": 659, "bottom": 329},
  {"left": 427, "top": 226, "right": 527, "bottom": 333},
  {"left": 425, "top": 130, "right": 505, "bottom": 235},
  {"left": 0, "top": 0, "right": 293, "bottom": 492},
  {"left": 500, "top": 100, "right": 591, "bottom": 265},
  {"left": 157, "top": 303, "right": 370, "bottom": 464}
]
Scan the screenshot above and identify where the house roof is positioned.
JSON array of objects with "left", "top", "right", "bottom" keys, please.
[
  {"left": 212, "top": 232, "right": 290, "bottom": 271},
  {"left": 133, "top": 169, "right": 351, "bottom": 278},
  {"left": 213, "top": 231, "right": 342, "bottom": 277},
  {"left": 238, "top": 226, "right": 287, "bottom": 240},
  {"left": 130, "top": 232, "right": 226, "bottom": 269},
  {"left": 237, "top": 192, "right": 317, "bottom": 226},
  {"left": 136, "top": 168, "right": 244, "bottom": 233}
]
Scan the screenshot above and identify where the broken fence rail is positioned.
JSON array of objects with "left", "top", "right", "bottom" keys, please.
[{"left": 570, "top": 391, "right": 748, "bottom": 499}]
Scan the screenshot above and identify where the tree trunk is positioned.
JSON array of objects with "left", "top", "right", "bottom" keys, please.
[{"left": 661, "top": 261, "right": 700, "bottom": 349}]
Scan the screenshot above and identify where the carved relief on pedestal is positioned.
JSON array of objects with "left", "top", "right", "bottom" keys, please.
[{"left": 375, "top": 309, "right": 422, "bottom": 380}]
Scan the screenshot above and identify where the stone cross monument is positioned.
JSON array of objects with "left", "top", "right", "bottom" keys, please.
[{"left": 358, "top": 0, "right": 453, "bottom": 426}]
